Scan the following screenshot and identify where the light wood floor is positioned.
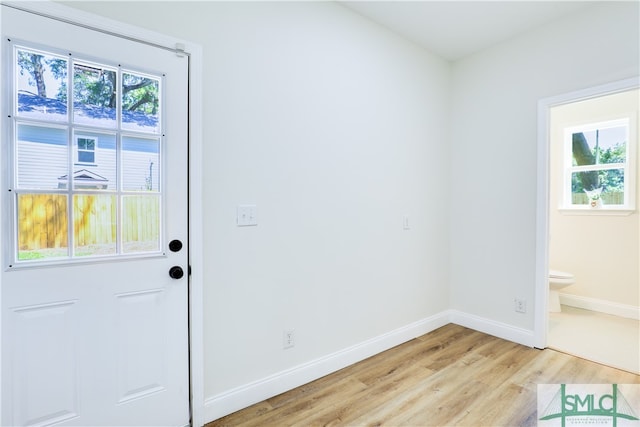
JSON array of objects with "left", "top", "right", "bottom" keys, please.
[{"left": 206, "top": 324, "right": 640, "bottom": 427}]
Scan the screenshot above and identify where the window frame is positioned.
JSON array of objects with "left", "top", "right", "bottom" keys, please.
[
  {"left": 75, "top": 135, "right": 97, "bottom": 165},
  {"left": 561, "top": 116, "right": 637, "bottom": 215}
]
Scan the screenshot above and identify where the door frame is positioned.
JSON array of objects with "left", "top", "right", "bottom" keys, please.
[
  {"left": 533, "top": 76, "right": 640, "bottom": 349},
  {"left": 0, "top": 2, "right": 205, "bottom": 425}
]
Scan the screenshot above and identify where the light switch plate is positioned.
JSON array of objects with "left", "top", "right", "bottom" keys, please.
[
  {"left": 403, "top": 215, "right": 410, "bottom": 230},
  {"left": 237, "top": 205, "right": 257, "bottom": 226}
]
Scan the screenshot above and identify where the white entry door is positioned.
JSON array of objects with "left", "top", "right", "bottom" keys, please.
[{"left": 1, "top": 5, "right": 190, "bottom": 426}]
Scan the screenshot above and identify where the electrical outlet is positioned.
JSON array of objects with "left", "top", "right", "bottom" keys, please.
[
  {"left": 514, "top": 298, "right": 526, "bottom": 313},
  {"left": 283, "top": 329, "right": 295, "bottom": 349},
  {"left": 237, "top": 204, "right": 257, "bottom": 226}
]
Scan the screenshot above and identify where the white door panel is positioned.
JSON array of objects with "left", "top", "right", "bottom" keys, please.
[
  {"left": 11, "top": 300, "right": 80, "bottom": 426},
  {"left": 1, "top": 5, "right": 189, "bottom": 426}
]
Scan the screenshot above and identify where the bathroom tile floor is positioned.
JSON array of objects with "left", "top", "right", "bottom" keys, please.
[{"left": 548, "top": 305, "right": 640, "bottom": 374}]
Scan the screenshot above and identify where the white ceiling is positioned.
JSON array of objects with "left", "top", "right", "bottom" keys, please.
[{"left": 341, "top": 1, "right": 598, "bottom": 61}]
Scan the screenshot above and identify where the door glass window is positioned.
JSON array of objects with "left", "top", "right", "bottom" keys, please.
[
  {"left": 73, "top": 62, "right": 117, "bottom": 128},
  {"left": 11, "top": 43, "right": 163, "bottom": 263},
  {"left": 16, "top": 48, "right": 67, "bottom": 121},
  {"left": 122, "top": 72, "right": 160, "bottom": 134},
  {"left": 16, "top": 123, "right": 68, "bottom": 190}
]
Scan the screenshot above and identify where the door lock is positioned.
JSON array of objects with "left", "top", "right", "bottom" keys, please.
[
  {"left": 169, "top": 239, "right": 183, "bottom": 252},
  {"left": 169, "top": 266, "right": 184, "bottom": 279}
]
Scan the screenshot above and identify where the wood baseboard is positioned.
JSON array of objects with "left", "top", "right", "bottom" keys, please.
[
  {"left": 448, "top": 309, "right": 535, "bottom": 347},
  {"left": 559, "top": 293, "right": 640, "bottom": 320}
]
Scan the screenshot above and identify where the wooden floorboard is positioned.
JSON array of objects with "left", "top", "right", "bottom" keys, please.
[{"left": 206, "top": 324, "right": 640, "bottom": 427}]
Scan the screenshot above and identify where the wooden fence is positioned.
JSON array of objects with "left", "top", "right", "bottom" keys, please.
[
  {"left": 18, "top": 194, "right": 68, "bottom": 251},
  {"left": 18, "top": 193, "right": 159, "bottom": 252},
  {"left": 122, "top": 195, "right": 159, "bottom": 249},
  {"left": 572, "top": 192, "right": 624, "bottom": 205}
]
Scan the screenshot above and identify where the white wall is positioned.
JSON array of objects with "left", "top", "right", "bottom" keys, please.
[
  {"left": 450, "top": 2, "right": 640, "bottom": 329},
  {"left": 199, "top": 1, "right": 451, "bottom": 397},
  {"left": 549, "top": 89, "right": 639, "bottom": 307},
  {"left": 60, "top": 0, "right": 452, "bottom": 419}
]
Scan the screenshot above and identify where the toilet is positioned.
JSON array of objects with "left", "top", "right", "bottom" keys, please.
[{"left": 549, "top": 270, "right": 575, "bottom": 312}]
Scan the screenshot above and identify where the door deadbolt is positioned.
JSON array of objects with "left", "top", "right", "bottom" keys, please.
[{"left": 169, "top": 239, "right": 183, "bottom": 252}]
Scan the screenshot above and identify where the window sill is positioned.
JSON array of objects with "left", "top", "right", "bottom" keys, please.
[{"left": 558, "top": 207, "right": 635, "bottom": 216}]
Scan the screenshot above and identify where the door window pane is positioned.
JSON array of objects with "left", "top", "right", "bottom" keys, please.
[
  {"left": 122, "top": 72, "right": 160, "bottom": 133},
  {"left": 122, "top": 195, "right": 160, "bottom": 254},
  {"left": 11, "top": 43, "right": 164, "bottom": 263},
  {"left": 122, "top": 137, "right": 160, "bottom": 192},
  {"left": 17, "top": 194, "right": 68, "bottom": 260},
  {"left": 16, "top": 124, "right": 68, "bottom": 190},
  {"left": 73, "top": 195, "right": 116, "bottom": 256},
  {"left": 16, "top": 48, "right": 68, "bottom": 121},
  {"left": 73, "top": 62, "right": 117, "bottom": 128}
]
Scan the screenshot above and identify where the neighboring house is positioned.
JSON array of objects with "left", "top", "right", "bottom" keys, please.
[{"left": 16, "top": 91, "right": 160, "bottom": 192}]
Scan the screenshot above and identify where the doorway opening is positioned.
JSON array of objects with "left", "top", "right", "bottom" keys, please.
[{"left": 535, "top": 79, "right": 640, "bottom": 374}]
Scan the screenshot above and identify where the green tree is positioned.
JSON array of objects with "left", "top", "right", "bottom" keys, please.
[
  {"left": 73, "top": 67, "right": 158, "bottom": 113},
  {"left": 18, "top": 50, "right": 157, "bottom": 115},
  {"left": 572, "top": 132, "right": 626, "bottom": 195},
  {"left": 73, "top": 65, "right": 116, "bottom": 108},
  {"left": 17, "top": 51, "right": 66, "bottom": 98},
  {"left": 122, "top": 73, "right": 158, "bottom": 114},
  {"left": 572, "top": 132, "right": 599, "bottom": 191}
]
